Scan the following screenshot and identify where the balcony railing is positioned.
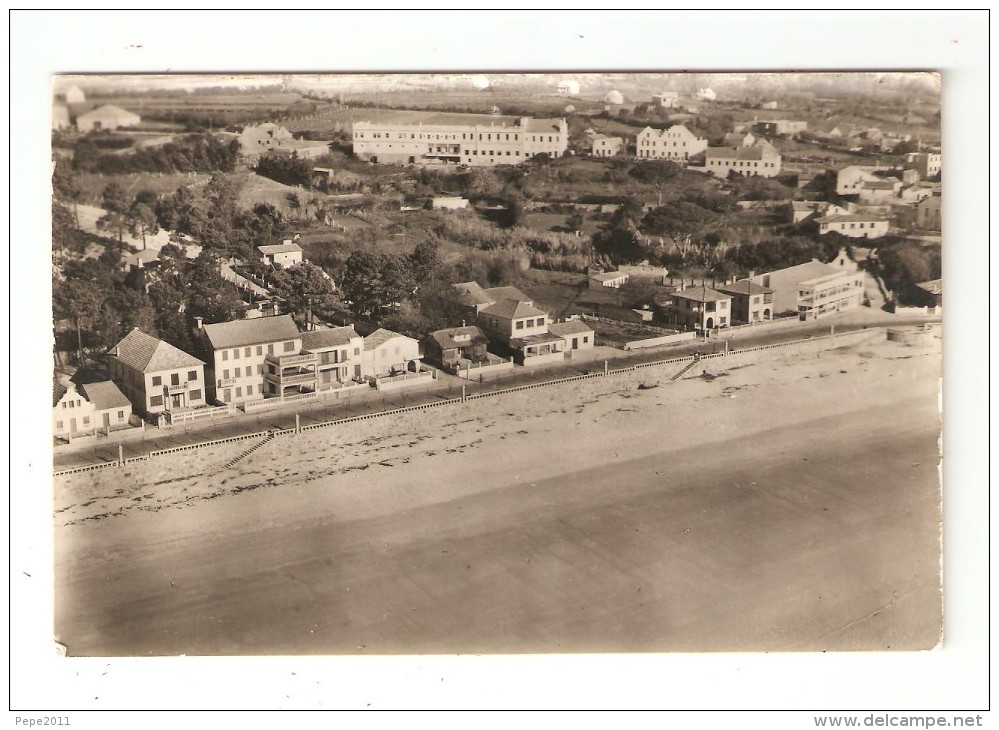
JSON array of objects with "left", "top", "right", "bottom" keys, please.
[
  {"left": 265, "top": 371, "right": 317, "bottom": 386},
  {"left": 265, "top": 352, "right": 317, "bottom": 368}
]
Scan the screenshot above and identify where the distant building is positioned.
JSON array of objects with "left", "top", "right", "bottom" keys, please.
[
  {"left": 714, "top": 281, "right": 775, "bottom": 323},
  {"left": 557, "top": 79, "right": 580, "bottom": 96},
  {"left": 603, "top": 90, "right": 624, "bottom": 105},
  {"left": 64, "top": 85, "right": 85, "bottom": 104},
  {"left": 835, "top": 165, "right": 885, "bottom": 196},
  {"left": 722, "top": 132, "right": 756, "bottom": 148},
  {"left": 636, "top": 124, "right": 707, "bottom": 163},
  {"left": 790, "top": 201, "right": 852, "bottom": 224},
  {"left": 761, "top": 100, "right": 778, "bottom": 110},
  {"left": 107, "top": 328, "right": 207, "bottom": 417},
  {"left": 665, "top": 285, "right": 732, "bottom": 330},
  {"left": 239, "top": 123, "right": 294, "bottom": 156},
  {"left": 258, "top": 241, "right": 304, "bottom": 268},
  {"left": 52, "top": 103, "right": 70, "bottom": 131},
  {"left": 856, "top": 179, "right": 901, "bottom": 204},
  {"left": 906, "top": 151, "right": 942, "bottom": 180},
  {"left": 696, "top": 88, "right": 717, "bottom": 101},
  {"left": 705, "top": 140, "right": 782, "bottom": 178},
  {"left": 618, "top": 263, "right": 669, "bottom": 284},
  {"left": 652, "top": 91, "right": 680, "bottom": 108},
  {"left": 353, "top": 112, "right": 568, "bottom": 167},
  {"left": 590, "top": 134, "right": 624, "bottom": 158},
  {"left": 915, "top": 195, "right": 942, "bottom": 231},
  {"left": 76, "top": 104, "right": 140, "bottom": 133},
  {"left": 816, "top": 214, "right": 889, "bottom": 239},
  {"left": 431, "top": 196, "right": 470, "bottom": 210},
  {"left": 755, "top": 120, "right": 808, "bottom": 137},
  {"left": 588, "top": 270, "right": 630, "bottom": 289}
]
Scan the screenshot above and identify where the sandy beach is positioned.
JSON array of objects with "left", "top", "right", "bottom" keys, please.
[{"left": 54, "top": 331, "right": 942, "bottom": 655}]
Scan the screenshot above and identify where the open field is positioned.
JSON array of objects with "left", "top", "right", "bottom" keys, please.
[{"left": 54, "top": 334, "right": 941, "bottom": 655}]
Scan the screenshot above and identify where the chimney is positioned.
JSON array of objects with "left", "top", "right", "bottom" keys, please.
[{"left": 195, "top": 317, "right": 204, "bottom": 330}]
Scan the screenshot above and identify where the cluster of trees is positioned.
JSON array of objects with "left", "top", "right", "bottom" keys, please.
[
  {"left": 72, "top": 133, "right": 239, "bottom": 175},
  {"left": 874, "top": 242, "right": 941, "bottom": 303},
  {"left": 432, "top": 213, "right": 590, "bottom": 273},
  {"left": 254, "top": 153, "right": 313, "bottom": 187}
]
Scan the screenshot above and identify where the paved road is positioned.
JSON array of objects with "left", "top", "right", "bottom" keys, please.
[{"left": 53, "top": 309, "right": 939, "bottom": 471}]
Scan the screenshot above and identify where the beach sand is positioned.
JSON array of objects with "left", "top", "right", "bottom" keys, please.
[{"left": 54, "top": 332, "right": 942, "bottom": 655}]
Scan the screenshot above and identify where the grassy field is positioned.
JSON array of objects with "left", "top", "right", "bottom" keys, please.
[{"left": 73, "top": 171, "right": 213, "bottom": 205}]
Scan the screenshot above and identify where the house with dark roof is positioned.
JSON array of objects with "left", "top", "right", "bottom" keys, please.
[
  {"left": 665, "top": 286, "right": 733, "bottom": 331},
  {"left": 53, "top": 381, "right": 96, "bottom": 439},
  {"left": 80, "top": 381, "right": 132, "bottom": 433},
  {"left": 422, "top": 326, "right": 491, "bottom": 371},
  {"left": 301, "top": 325, "right": 364, "bottom": 390},
  {"left": 714, "top": 281, "right": 775, "bottom": 323},
  {"left": 107, "top": 329, "right": 206, "bottom": 417}
]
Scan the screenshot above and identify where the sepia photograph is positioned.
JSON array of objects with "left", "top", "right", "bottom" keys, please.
[
  {"left": 10, "top": 9, "right": 989, "bottom": 720},
  {"left": 50, "top": 69, "right": 945, "bottom": 657}
]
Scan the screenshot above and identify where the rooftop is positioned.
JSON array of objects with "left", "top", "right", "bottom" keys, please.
[
  {"left": 108, "top": 329, "right": 204, "bottom": 373},
  {"left": 301, "top": 325, "right": 359, "bottom": 351},
  {"left": 548, "top": 320, "right": 594, "bottom": 337},
  {"left": 427, "top": 326, "right": 489, "bottom": 350},
  {"left": 364, "top": 328, "right": 410, "bottom": 350},
  {"left": 672, "top": 286, "right": 731, "bottom": 303},
  {"left": 590, "top": 271, "right": 629, "bottom": 282},
  {"left": 482, "top": 285, "right": 531, "bottom": 303},
  {"left": 201, "top": 315, "right": 300, "bottom": 350},
  {"left": 80, "top": 381, "right": 131, "bottom": 411},
  {"left": 715, "top": 280, "right": 774, "bottom": 296},
  {"left": 258, "top": 243, "right": 303, "bottom": 255},
  {"left": 916, "top": 279, "right": 942, "bottom": 295},
  {"left": 480, "top": 299, "right": 547, "bottom": 320},
  {"left": 816, "top": 214, "right": 887, "bottom": 224},
  {"left": 452, "top": 281, "right": 493, "bottom": 307}
]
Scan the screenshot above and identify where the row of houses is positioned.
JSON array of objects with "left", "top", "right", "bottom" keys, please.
[{"left": 590, "top": 125, "right": 784, "bottom": 178}]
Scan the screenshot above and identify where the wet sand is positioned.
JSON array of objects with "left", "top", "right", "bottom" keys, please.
[{"left": 54, "top": 334, "right": 942, "bottom": 655}]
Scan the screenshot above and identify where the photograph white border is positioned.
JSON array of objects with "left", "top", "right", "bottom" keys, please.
[{"left": 9, "top": 9, "right": 989, "bottom": 720}]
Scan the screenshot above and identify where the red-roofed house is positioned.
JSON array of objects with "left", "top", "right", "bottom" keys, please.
[{"left": 107, "top": 329, "right": 207, "bottom": 417}]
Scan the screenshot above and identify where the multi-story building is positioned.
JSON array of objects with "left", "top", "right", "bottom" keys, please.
[
  {"left": 907, "top": 151, "right": 942, "bottom": 180},
  {"left": 915, "top": 195, "right": 942, "bottom": 231},
  {"left": 422, "top": 326, "right": 491, "bottom": 371},
  {"left": 665, "top": 286, "right": 733, "bottom": 331},
  {"left": 714, "top": 281, "right": 775, "bottom": 323},
  {"left": 748, "top": 248, "right": 864, "bottom": 319},
  {"left": 705, "top": 140, "right": 781, "bottom": 178},
  {"left": 636, "top": 124, "right": 707, "bottom": 163},
  {"left": 300, "top": 326, "right": 364, "bottom": 390},
  {"left": 591, "top": 134, "right": 624, "bottom": 157},
  {"left": 196, "top": 315, "right": 315, "bottom": 408},
  {"left": 755, "top": 120, "right": 808, "bottom": 137},
  {"left": 107, "top": 328, "right": 207, "bottom": 417},
  {"left": 352, "top": 112, "right": 568, "bottom": 167},
  {"left": 53, "top": 381, "right": 96, "bottom": 439},
  {"left": 816, "top": 214, "right": 889, "bottom": 239}
]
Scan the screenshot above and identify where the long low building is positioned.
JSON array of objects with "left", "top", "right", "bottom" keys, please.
[{"left": 353, "top": 112, "right": 568, "bottom": 167}]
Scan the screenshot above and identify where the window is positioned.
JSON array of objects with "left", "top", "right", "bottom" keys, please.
[
  {"left": 256, "top": 346, "right": 263, "bottom": 356},
  {"left": 353, "top": 347, "right": 360, "bottom": 356},
  {"left": 244, "top": 347, "right": 251, "bottom": 357},
  {"left": 222, "top": 350, "right": 229, "bottom": 361},
  {"left": 515, "top": 320, "right": 524, "bottom": 330},
  {"left": 267, "top": 344, "right": 274, "bottom": 355},
  {"left": 152, "top": 376, "right": 162, "bottom": 386},
  {"left": 68, "top": 400, "right": 74, "bottom": 408},
  {"left": 188, "top": 370, "right": 197, "bottom": 381},
  {"left": 117, "top": 410, "right": 125, "bottom": 419},
  {"left": 223, "top": 369, "right": 230, "bottom": 379},
  {"left": 235, "top": 387, "right": 242, "bottom": 398},
  {"left": 234, "top": 348, "right": 240, "bottom": 359},
  {"left": 56, "top": 421, "right": 63, "bottom": 430},
  {"left": 583, "top": 336, "right": 589, "bottom": 344},
  {"left": 150, "top": 395, "right": 163, "bottom": 407},
  {"left": 283, "top": 341, "right": 295, "bottom": 352},
  {"left": 61, "top": 402, "right": 66, "bottom": 409},
  {"left": 258, "top": 364, "right": 264, "bottom": 375},
  {"left": 235, "top": 367, "right": 241, "bottom": 378},
  {"left": 246, "top": 385, "right": 253, "bottom": 396},
  {"left": 171, "top": 373, "right": 180, "bottom": 386},
  {"left": 83, "top": 416, "right": 90, "bottom": 425}
]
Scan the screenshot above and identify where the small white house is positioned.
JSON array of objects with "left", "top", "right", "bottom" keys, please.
[
  {"left": 588, "top": 271, "right": 630, "bottom": 289},
  {"left": 258, "top": 241, "right": 304, "bottom": 268}
]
